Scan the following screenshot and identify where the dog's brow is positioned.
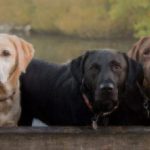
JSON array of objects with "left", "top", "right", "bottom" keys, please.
[
  {"left": 110, "top": 60, "right": 121, "bottom": 66},
  {"left": 91, "top": 63, "right": 100, "bottom": 66},
  {"left": 89, "top": 63, "right": 101, "bottom": 69}
]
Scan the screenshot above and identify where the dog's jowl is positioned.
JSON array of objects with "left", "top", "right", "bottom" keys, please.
[
  {"left": 19, "top": 49, "right": 144, "bottom": 126},
  {"left": 0, "top": 34, "right": 34, "bottom": 126}
]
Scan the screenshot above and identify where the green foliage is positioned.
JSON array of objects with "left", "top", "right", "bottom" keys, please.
[
  {"left": 0, "top": 0, "right": 150, "bottom": 38},
  {"left": 109, "top": 0, "right": 150, "bottom": 37}
]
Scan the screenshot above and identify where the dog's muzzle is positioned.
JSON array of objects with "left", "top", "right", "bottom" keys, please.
[{"left": 93, "top": 82, "right": 119, "bottom": 115}]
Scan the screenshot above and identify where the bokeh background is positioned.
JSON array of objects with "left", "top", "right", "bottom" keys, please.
[{"left": 0, "top": 0, "right": 149, "bottom": 62}]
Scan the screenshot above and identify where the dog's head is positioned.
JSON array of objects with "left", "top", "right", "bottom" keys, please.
[
  {"left": 0, "top": 34, "right": 34, "bottom": 84},
  {"left": 71, "top": 50, "right": 143, "bottom": 116},
  {"left": 128, "top": 37, "right": 150, "bottom": 89}
]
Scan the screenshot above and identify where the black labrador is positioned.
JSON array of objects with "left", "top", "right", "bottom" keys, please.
[{"left": 19, "top": 49, "right": 146, "bottom": 126}]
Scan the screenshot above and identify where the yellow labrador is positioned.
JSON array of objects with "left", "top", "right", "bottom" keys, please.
[{"left": 0, "top": 34, "right": 34, "bottom": 126}]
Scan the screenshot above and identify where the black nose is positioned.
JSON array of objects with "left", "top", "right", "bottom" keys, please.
[{"left": 100, "top": 83, "right": 114, "bottom": 92}]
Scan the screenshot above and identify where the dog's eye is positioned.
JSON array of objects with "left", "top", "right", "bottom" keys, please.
[
  {"left": 2, "top": 50, "right": 10, "bottom": 57},
  {"left": 111, "top": 61, "right": 121, "bottom": 71},
  {"left": 143, "top": 48, "right": 150, "bottom": 55},
  {"left": 89, "top": 64, "right": 101, "bottom": 72}
]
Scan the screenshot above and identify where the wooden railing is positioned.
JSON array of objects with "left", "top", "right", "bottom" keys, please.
[{"left": 0, "top": 126, "right": 150, "bottom": 150}]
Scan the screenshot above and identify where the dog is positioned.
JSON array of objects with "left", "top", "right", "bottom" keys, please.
[
  {"left": 19, "top": 49, "right": 145, "bottom": 127},
  {"left": 128, "top": 37, "right": 150, "bottom": 95},
  {"left": 0, "top": 34, "right": 34, "bottom": 126},
  {"left": 128, "top": 37, "right": 150, "bottom": 123}
]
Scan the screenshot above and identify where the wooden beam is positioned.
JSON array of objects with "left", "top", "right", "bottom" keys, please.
[{"left": 0, "top": 127, "right": 149, "bottom": 150}]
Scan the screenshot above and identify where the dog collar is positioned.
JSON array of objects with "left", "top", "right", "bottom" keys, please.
[
  {"left": 81, "top": 79, "right": 111, "bottom": 129},
  {"left": 0, "top": 91, "right": 15, "bottom": 102},
  {"left": 82, "top": 93, "right": 99, "bottom": 129},
  {"left": 82, "top": 93, "right": 93, "bottom": 112}
]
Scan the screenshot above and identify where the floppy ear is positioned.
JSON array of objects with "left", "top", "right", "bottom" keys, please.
[
  {"left": 123, "top": 54, "right": 144, "bottom": 91},
  {"left": 9, "top": 35, "right": 34, "bottom": 73},
  {"left": 70, "top": 51, "right": 90, "bottom": 83},
  {"left": 128, "top": 37, "right": 149, "bottom": 60}
]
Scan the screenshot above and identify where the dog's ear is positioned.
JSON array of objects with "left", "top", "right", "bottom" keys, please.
[
  {"left": 128, "top": 37, "right": 149, "bottom": 60},
  {"left": 123, "top": 54, "right": 144, "bottom": 91},
  {"left": 9, "top": 35, "right": 35, "bottom": 73},
  {"left": 71, "top": 51, "right": 90, "bottom": 83}
]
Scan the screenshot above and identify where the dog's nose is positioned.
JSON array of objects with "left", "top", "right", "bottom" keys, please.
[{"left": 100, "top": 83, "right": 114, "bottom": 91}]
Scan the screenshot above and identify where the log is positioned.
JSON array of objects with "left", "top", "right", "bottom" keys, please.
[{"left": 0, "top": 126, "right": 150, "bottom": 150}]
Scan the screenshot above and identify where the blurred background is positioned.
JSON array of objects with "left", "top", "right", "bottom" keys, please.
[{"left": 0, "top": 0, "right": 149, "bottom": 62}]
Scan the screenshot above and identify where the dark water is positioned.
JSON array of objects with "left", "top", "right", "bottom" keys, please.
[{"left": 22, "top": 34, "right": 136, "bottom": 63}]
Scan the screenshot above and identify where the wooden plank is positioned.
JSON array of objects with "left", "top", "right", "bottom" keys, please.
[{"left": 0, "top": 127, "right": 149, "bottom": 150}]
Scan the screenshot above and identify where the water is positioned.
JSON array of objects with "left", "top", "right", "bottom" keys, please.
[{"left": 21, "top": 34, "right": 136, "bottom": 63}]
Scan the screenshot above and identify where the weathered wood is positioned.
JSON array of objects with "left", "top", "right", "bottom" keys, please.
[{"left": 0, "top": 127, "right": 150, "bottom": 150}]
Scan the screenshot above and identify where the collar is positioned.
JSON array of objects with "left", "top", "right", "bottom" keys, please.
[
  {"left": 81, "top": 79, "right": 93, "bottom": 112},
  {"left": 0, "top": 91, "right": 15, "bottom": 102},
  {"left": 82, "top": 93, "right": 110, "bottom": 129},
  {"left": 81, "top": 79, "right": 110, "bottom": 129},
  {"left": 82, "top": 93, "right": 99, "bottom": 129},
  {"left": 82, "top": 93, "right": 93, "bottom": 112}
]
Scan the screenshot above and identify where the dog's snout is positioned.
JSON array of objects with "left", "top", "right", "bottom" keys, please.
[{"left": 100, "top": 83, "right": 114, "bottom": 91}]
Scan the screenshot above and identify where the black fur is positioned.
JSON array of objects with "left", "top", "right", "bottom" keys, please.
[
  {"left": 19, "top": 59, "right": 93, "bottom": 126},
  {"left": 19, "top": 50, "right": 146, "bottom": 126}
]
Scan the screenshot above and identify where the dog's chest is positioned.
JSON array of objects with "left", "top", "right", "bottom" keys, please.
[{"left": 0, "top": 89, "right": 21, "bottom": 126}]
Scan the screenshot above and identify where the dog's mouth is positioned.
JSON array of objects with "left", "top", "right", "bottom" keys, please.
[
  {"left": 100, "top": 101, "right": 119, "bottom": 116},
  {"left": 101, "top": 88, "right": 117, "bottom": 99},
  {"left": 93, "top": 100, "right": 119, "bottom": 115},
  {"left": 92, "top": 102, "right": 119, "bottom": 129},
  {"left": 93, "top": 88, "right": 119, "bottom": 114}
]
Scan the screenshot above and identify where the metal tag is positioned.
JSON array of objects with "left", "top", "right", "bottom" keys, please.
[{"left": 92, "top": 120, "right": 98, "bottom": 130}]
